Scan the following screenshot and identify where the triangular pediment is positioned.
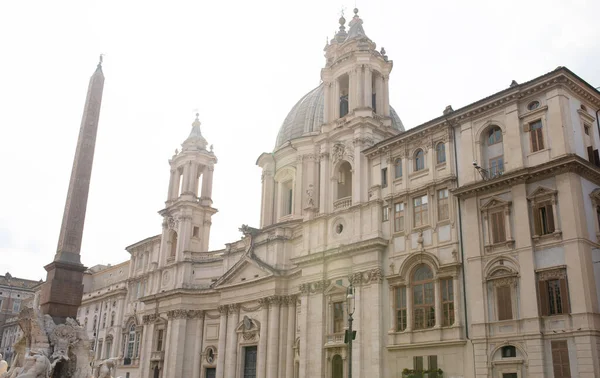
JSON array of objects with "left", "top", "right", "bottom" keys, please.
[
  {"left": 527, "top": 186, "right": 557, "bottom": 200},
  {"left": 324, "top": 282, "right": 347, "bottom": 296},
  {"left": 481, "top": 196, "right": 511, "bottom": 210},
  {"left": 213, "top": 255, "right": 278, "bottom": 288}
]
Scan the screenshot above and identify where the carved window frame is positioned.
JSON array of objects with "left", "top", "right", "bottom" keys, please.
[
  {"left": 480, "top": 197, "right": 514, "bottom": 252},
  {"left": 527, "top": 187, "right": 561, "bottom": 242},
  {"left": 487, "top": 268, "right": 519, "bottom": 322}
]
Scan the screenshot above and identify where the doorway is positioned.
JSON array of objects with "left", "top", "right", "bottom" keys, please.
[{"left": 243, "top": 346, "right": 257, "bottom": 378}]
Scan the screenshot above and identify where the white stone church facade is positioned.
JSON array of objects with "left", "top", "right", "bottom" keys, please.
[{"left": 74, "top": 11, "right": 600, "bottom": 378}]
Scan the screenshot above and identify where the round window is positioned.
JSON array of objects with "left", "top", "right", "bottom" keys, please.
[
  {"left": 335, "top": 224, "right": 344, "bottom": 234},
  {"left": 527, "top": 101, "right": 540, "bottom": 111}
]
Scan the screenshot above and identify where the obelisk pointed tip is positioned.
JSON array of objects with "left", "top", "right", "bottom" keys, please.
[{"left": 95, "top": 54, "right": 104, "bottom": 74}]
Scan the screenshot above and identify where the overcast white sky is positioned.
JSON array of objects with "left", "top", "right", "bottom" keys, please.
[{"left": 1, "top": 0, "right": 599, "bottom": 281}]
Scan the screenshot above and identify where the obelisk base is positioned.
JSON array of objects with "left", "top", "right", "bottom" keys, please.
[{"left": 39, "top": 260, "right": 87, "bottom": 324}]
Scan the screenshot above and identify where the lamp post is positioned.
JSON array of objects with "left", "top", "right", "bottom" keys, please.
[{"left": 346, "top": 284, "right": 356, "bottom": 378}]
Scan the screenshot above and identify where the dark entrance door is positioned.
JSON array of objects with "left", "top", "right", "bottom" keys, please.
[
  {"left": 153, "top": 366, "right": 160, "bottom": 378},
  {"left": 332, "top": 355, "right": 343, "bottom": 378},
  {"left": 206, "top": 368, "right": 216, "bottom": 378},
  {"left": 243, "top": 346, "right": 257, "bottom": 378}
]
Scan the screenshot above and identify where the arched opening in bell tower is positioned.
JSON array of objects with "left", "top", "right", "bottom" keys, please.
[
  {"left": 336, "top": 161, "right": 353, "bottom": 200},
  {"left": 372, "top": 71, "right": 380, "bottom": 112},
  {"left": 169, "top": 231, "right": 178, "bottom": 258},
  {"left": 338, "top": 74, "right": 349, "bottom": 118}
]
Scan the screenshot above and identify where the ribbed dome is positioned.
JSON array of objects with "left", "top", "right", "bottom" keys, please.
[{"left": 275, "top": 84, "right": 404, "bottom": 149}]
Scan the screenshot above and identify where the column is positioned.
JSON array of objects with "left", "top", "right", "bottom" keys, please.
[
  {"left": 504, "top": 207, "right": 513, "bottom": 241},
  {"left": 364, "top": 68, "right": 373, "bottom": 109},
  {"left": 167, "top": 314, "right": 187, "bottom": 378},
  {"left": 285, "top": 296, "right": 296, "bottom": 378},
  {"left": 453, "top": 277, "right": 461, "bottom": 327},
  {"left": 319, "top": 154, "right": 329, "bottom": 214},
  {"left": 162, "top": 319, "right": 173, "bottom": 378},
  {"left": 257, "top": 299, "right": 269, "bottom": 378},
  {"left": 216, "top": 306, "right": 228, "bottom": 378},
  {"left": 168, "top": 169, "right": 177, "bottom": 200},
  {"left": 348, "top": 69, "right": 356, "bottom": 111},
  {"left": 201, "top": 166, "right": 214, "bottom": 200},
  {"left": 389, "top": 286, "right": 396, "bottom": 332},
  {"left": 382, "top": 75, "right": 390, "bottom": 116},
  {"left": 277, "top": 302, "right": 288, "bottom": 378},
  {"left": 323, "top": 82, "right": 331, "bottom": 124},
  {"left": 266, "top": 296, "right": 281, "bottom": 378},
  {"left": 182, "top": 163, "right": 191, "bottom": 195},
  {"left": 551, "top": 197, "right": 561, "bottom": 233},
  {"left": 192, "top": 311, "right": 205, "bottom": 378},
  {"left": 483, "top": 214, "right": 490, "bottom": 246},
  {"left": 434, "top": 279, "right": 442, "bottom": 328},
  {"left": 333, "top": 80, "right": 340, "bottom": 119},
  {"left": 375, "top": 75, "right": 383, "bottom": 115},
  {"left": 357, "top": 66, "right": 364, "bottom": 108},
  {"left": 139, "top": 322, "right": 154, "bottom": 378},
  {"left": 294, "top": 158, "right": 303, "bottom": 216},
  {"left": 225, "top": 304, "right": 239, "bottom": 377},
  {"left": 261, "top": 171, "right": 274, "bottom": 227},
  {"left": 406, "top": 285, "right": 413, "bottom": 332}
]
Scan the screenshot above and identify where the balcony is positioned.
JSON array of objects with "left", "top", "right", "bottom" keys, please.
[
  {"left": 325, "top": 332, "right": 345, "bottom": 347},
  {"left": 150, "top": 351, "right": 164, "bottom": 361},
  {"left": 333, "top": 196, "right": 352, "bottom": 211}
]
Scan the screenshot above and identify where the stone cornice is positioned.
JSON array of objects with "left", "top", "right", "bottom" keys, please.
[
  {"left": 452, "top": 154, "right": 600, "bottom": 198},
  {"left": 291, "top": 237, "right": 388, "bottom": 266},
  {"left": 365, "top": 68, "right": 600, "bottom": 157}
]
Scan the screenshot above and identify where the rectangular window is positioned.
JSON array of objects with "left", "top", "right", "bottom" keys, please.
[
  {"left": 489, "top": 156, "right": 504, "bottom": 177},
  {"left": 437, "top": 189, "right": 449, "bottom": 221},
  {"left": 551, "top": 340, "right": 571, "bottom": 378},
  {"left": 584, "top": 124, "right": 591, "bottom": 136},
  {"left": 394, "top": 203, "right": 405, "bottom": 232},
  {"left": 496, "top": 285, "right": 513, "bottom": 321},
  {"left": 243, "top": 346, "right": 258, "bottom": 378},
  {"left": 97, "top": 340, "right": 103, "bottom": 359},
  {"left": 441, "top": 278, "right": 454, "bottom": 326},
  {"left": 413, "top": 195, "right": 429, "bottom": 227},
  {"left": 394, "top": 159, "right": 402, "bottom": 178},
  {"left": 428, "top": 355, "right": 438, "bottom": 374},
  {"left": 382, "top": 206, "right": 390, "bottom": 222},
  {"left": 530, "top": 120, "right": 545, "bottom": 152},
  {"left": 490, "top": 211, "right": 506, "bottom": 243},
  {"left": 333, "top": 302, "right": 344, "bottom": 333},
  {"left": 193, "top": 226, "right": 200, "bottom": 237},
  {"left": 381, "top": 168, "right": 388, "bottom": 188},
  {"left": 12, "top": 299, "right": 20, "bottom": 313},
  {"left": 533, "top": 201, "right": 555, "bottom": 236},
  {"left": 156, "top": 329, "right": 164, "bottom": 351},
  {"left": 414, "top": 356, "right": 424, "bottom": 374},
  {"left": 395, "top": 287, "right": 407, "bottom": 331},
  {"left": 287, "top": 188, "right": 293, "bottom": 215},
  {"left": 538, "top": 270, "right": 570, "bottom": 316}
]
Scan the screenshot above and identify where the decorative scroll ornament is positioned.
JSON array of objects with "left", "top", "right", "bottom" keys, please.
[
  {"left": 167, "top": 216, "right": 179, "bottom": 231},
  {"left": 167, "top": 309, "right": 204, "bottom": 319},
  {"left": 331, "top": 141, "right": 354, "bottom": 166},
  {"left": 538, "top": 269, "right": 566, "bottom": 281}
]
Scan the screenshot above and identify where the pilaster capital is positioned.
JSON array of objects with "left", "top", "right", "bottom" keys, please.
[
  {"left": 218, "top": 305, "right": 229, "bottom": 315},
  {"left": 228, "top": 303, "right": 240, "bottom": 313}
]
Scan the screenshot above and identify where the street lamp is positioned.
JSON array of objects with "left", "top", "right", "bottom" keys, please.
[{"left": 346, "top": 283, "right": 356, "bottom": 378}]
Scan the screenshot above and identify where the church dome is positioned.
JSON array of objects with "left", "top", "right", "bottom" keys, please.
[{"left": 274, "top": 84, "right": 404, "bottom": 149}]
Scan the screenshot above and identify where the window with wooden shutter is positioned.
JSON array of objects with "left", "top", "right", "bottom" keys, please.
[
  {"left": 496, "top": 285, "right": 513, "bottom": 320},
  {"left": 533, "top": 201, "right": 555, "bottom": 236},
  {"left": 414, "top": 356, "right": 424, "bottom": 373},
  {"left": 441, "top": 278, "right": 454, "bottom": 326},
  {"left": 538, "top": 269, "right": 570, "bottom": 316},
  {"left": 428, "top": 355, "right": 438, "bottom": 373},
  {"left": 490, "top": 211, "right": 506, "bottom": 243},
  {"left": 394, "top": 203, "right": 405, "bottom": 232},
  {"left": 530, "top": 120, "right": 545, "bottom": 152},
  {"left": 551, "top": 340, "right": 571, "bottom": 378},
  {"left": 437, "top": 189, "right": 449, "bottom": 221}
]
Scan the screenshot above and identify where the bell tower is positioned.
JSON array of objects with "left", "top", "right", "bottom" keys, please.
[
  {"left": 158, "top": 114, "right": 217, "bottom": 266},
  {"left": 321, "top": 8, "right": 393, "bottom": 125}
]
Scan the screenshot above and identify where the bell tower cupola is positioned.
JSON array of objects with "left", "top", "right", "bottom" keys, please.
[
  {"left": 321, "top": 8, "right": 394, "bottom": 125},
  {"left": 158, "top": 114, "right": 217, "bottom": 265}
]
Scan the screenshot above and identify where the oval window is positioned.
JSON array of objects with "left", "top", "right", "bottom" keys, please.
[{"left": 527, "top": 101, "right": 540, "bottom": 111}]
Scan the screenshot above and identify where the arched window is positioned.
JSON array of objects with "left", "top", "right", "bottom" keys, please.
[
  {"left": 436, "top": 143, "right": 446, "bottom": 164},
  {"left": 110, "top": 311, "right": 116, "bottom": 327},
  {"left": 394, "top": 158, "right": 402, "bottom": 179},
  {"left": 169, "top": 232, "right": 178, "bottom": 257},
  {"left": 84, "top": 318, "right": 88, "bottom": 329},
  {"left": 331, "top": 354, "right": 343, "bottom": 378},
  {"left": 337, "top": 161, "right": 353, "bottom": 200},
  {"left": 102, "top": 313, "right": 107, "bottom": 328},
  {"left": 92, "top": 316, "right": 97, "bottom": 331},
  {"left": 414, "top": 150, "right": 425, "bottom": 171},
  {"left": 487, "top": 126, "right": 502, "bottom": 145},
  {"left": 482, "top": 126, "right": 504, "bottom": 178},
  {"left": 412, "top": 264, "right": 435, "bottom": 329},
  {"left": 127, "top": 324, "right": 136, "bottom": 358}
]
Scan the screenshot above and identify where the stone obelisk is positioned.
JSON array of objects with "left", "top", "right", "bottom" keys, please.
[{"left": 40, "top": 58, "right": 105, "bottom": 323}]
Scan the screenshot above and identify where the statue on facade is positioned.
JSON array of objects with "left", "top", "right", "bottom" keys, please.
[{"left": 306, "top": 185, "right": 315, "bottom": 207}]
